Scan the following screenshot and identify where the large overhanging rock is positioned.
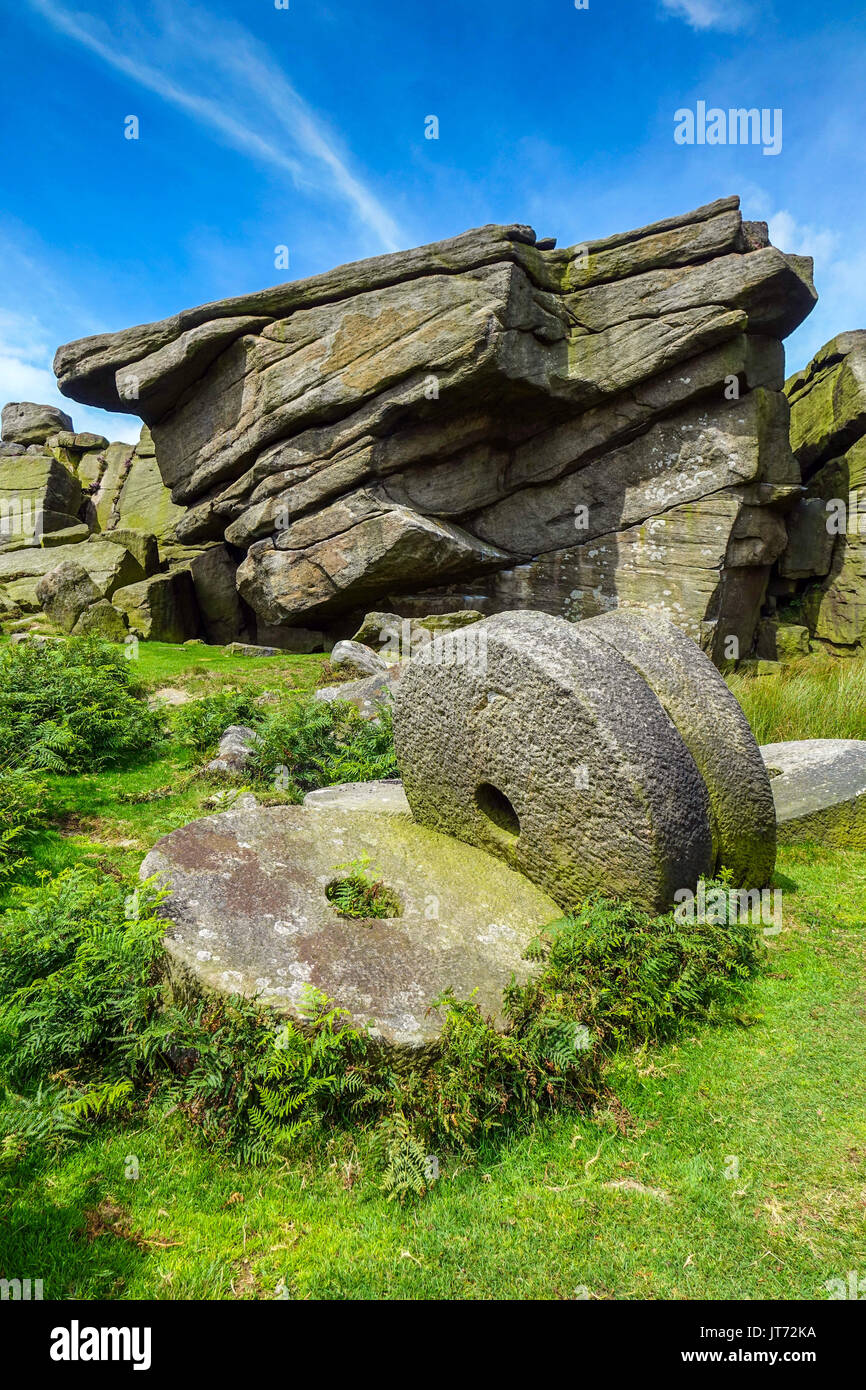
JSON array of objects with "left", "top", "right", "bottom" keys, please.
[
  {"left": 392, "top": 610, "right": 776, "bottom": 911},
  {"left": 54, "top": 197, "right": 816, "bottom": 657},
  {"left": 775, "top": 332, "right": 866, "bottom": 649},
  {"left": 140, "top": 803, "right": 560, "bottom": 1053}
]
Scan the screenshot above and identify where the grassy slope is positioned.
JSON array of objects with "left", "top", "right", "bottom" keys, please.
[
  {"left": 17, "top": 642, "right": 325, "bottom": 885},
  {"left": 0, "top": 644, "right": 864, "bottom": 1300}
]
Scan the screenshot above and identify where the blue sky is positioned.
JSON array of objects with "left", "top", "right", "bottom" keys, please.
[{"left": 1, "top": 0, "right": 864, "bottom": 442}]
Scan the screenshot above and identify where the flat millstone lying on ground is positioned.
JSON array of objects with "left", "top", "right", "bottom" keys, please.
[
  {"left": 303, "top": 779, "right": 410, "bottom": 814},
  {"left": 760, "top": 739, "right": 866, "bottom": 846},
  {"left": 140, "top": 804, "right": 559, "bottom": 1051}
]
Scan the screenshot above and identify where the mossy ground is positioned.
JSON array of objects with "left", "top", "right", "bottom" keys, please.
[{"left": 0, "top": 641, "right": 864, "bottom": 1299}]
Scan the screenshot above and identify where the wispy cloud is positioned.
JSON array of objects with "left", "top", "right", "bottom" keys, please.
[
  {"left": 767, "top": 210, "right": 839, "bottom": 266},
  {"left": 0, "top": 308, "right": 141, "bottom": 441},
  {"left": 26, "top": 0, "right": 405, "bottom": 252},
  {"left": 0, "top": 225, "right": 142, "bottom": 442},
  {"left": 757, "top": 206, "right": 866, "bottom": 374},
  {"left": 658, "top": 0, "right": 750, "bottom": 32}
]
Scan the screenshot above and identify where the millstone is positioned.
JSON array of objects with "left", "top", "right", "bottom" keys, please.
[
  {"left": 140, "top": 803, "right": 559, "bottom": 1052},
  {"left": 761, "top": 739, "right": 866, "bottom": 847},
  {"left": 392, "top": 610, "right": 775, "bottom": 913},
  {"left": 303, "top": 779, "right": 410, "bottom": 814},
  {"left": 581, "top": 610, "right": 776, "bottom": 886}
]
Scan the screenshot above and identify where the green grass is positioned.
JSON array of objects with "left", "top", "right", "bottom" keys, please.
[
  {"left": 0, "top": 843, "right": 862, "bottom": 1300},
  {"left": 0, "top": 640, "right": 329, "bottom": 892},
  {"left": 727, "top": 651, "right": 866, "bottom": 744},
  {"left": 124, "top": 639, "right": 327, "bottom": 696}
]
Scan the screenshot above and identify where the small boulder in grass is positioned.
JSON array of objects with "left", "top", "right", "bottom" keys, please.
[
  {"left": 329, "top": 639, "right": 389, "bottom": 677},
  {"left": 227, "top": 641, "right": 279, "bottom": 658},
  {"left": 70, "top": 599, "right": 128, "bottom": 641},
  {"left": 207, "top": 725, "right": 260, "bottom": 775},
  {"left": 35, "top": 558, "right": 101, "bottom": 634}
]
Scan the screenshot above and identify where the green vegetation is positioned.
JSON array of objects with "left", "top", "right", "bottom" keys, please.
[
  {"left": 248, "top": 699, "right": 398, "bottom": 799},
  {"left": 326, "top": 853, "right": 404, "bottom": 918},
  {"left": 173, "top": 691, "right": 261, "bottom": 754},
  {"left": 0, "top": 770, "right": 45, "bottom": 886},
  {"left": 0, "top": 635, "right": 862, "bottom": 1299},
  {"left": 0, "top": 637, "right": 163, "bottom": 772},
  {"left": 727, "top": 650, "right": 866, "bottom": 743}
]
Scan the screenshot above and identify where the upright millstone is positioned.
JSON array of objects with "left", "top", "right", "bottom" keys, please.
[
  {"left": 391, "top": 609, "right": 776, "bottom": 913},
  {"left": 580, "top": 609, "right": 777, "bottom": 887}
]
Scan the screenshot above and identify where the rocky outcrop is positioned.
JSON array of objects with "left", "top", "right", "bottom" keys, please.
[
  {"left": 772, "top": 332, "right": 866, "bottom": 651},
  {"left": 35, "top": 559, "right": 101, "bottom": 633},
  {"left": 1, "top": 401, "right": 72, "bottom": 445},
  {"left": 112, "top": 571, "right": 200, "bottom": 642},
  {"left": 0, "top": 402, "right": 268, "bottom": 645},
  {"left": 54, "top": 196, "right": 816, "bottom": 662}
]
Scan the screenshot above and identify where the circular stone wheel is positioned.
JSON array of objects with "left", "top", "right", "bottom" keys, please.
[
  {"left": 392, "top": 610, "right": 769, "bottom": 914},
  {"left": 581, "top": 610, "right": 776, "bottom": 886},
  {"left": 140, "top": 803, "right": 560, "bottom": 1054}
]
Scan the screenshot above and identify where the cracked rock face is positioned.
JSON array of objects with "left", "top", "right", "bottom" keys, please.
[
  {"left": 777, "top": 333, "right": 866, "bottom": 649},
  {"left": 55, "top": 196, "right": 815, "bottom": 656}
]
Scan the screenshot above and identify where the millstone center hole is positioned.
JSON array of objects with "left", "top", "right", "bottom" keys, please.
[
  {"left": 475, "top": 781, "right": 520, "bottom": 838},
  {"left": 325, "top": 875, "right": 402, "bottom": 920}
]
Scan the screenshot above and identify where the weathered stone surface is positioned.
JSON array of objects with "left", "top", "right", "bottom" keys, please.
[
  {"left": 114, "top": 451, "right": 186, "bottom": 537},
  {"left": 330, "top": 639, "right": 389, "bottom": 676},
  {"left": 35, "top": 559, "right": 101, "bottom": 633},
  {"left": 39, "top": 523, "right": 89, "bottom": 547},
  {"left": 777, "top": 336, "right": 866, "bottom": 650},
  {"left": 778, "top": 497, "right": 835, "bottom": 579},
  {"left": 112, "top": 570, "right": 199, "bottom": 641},
  {"left": 786, "top": 332, "right": 866, "bottom": 475},
  {"left": 0, "top": 538, "right": 142, "bottom": 616},
  {"left": 70, "top": 598, "right": 128, "bottom": 640},
  {"left": 236, "top": 494, "right": 510, "bottom": 626},
  {"left": 473, "top": 390, "right": 794, "bottom": 556},
  {"left": 394, "top": 610, "right": 776, "bottom": 909},
  {"left": 419, "top": 491, "right": 783, "bottom": 663},
  {"left": 100, "top": 527, "right": 159, "bottom": 574},
  {"left": 394, "top": 610, "right": 718, "bottom": 912},
  {"left": 187, "top": 544, "right": 247, "bottom": 644},
  {"left": 315, "top": 670, "right": 396, "bottom": 717},
  {"left": 579, "top": 609, "right": 776, "bottom": 886},
  {"left": 303, "top": 779, "right": 411, "bottom": 814},
  {"left": 755, "top": 619, "right": 811, "bottom": 661},
  {"left": 0, "top": 453, "right": 82, "bottom": 548},
  {"left": 140, "top": 804, "right": 559, "bottom": 1051},
  {"left": 350, "top": 609, "right": 483, "bottom": 651},
  {"left": 1, "top": 401, "right": 73, "bottom": 445},
  {"left": 206, "top": 724, "right": 259, "bottom": 775},
  {"left": 761, "top": 739, "right": 866, "bottom": 846},
  {"left": 54, "top": 199, "right": 815, "bottom": 655},
  {"left": 227, "top": 640, "right": 278, "bottom": 657}
]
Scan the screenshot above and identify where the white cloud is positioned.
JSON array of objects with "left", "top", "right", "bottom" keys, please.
[
  {"left": 754, "top": 208, "right": 866, "bottom": 373},
  {"left": 26, "top": 0, "right": 405, "bottom": 253},
  {"left": 0, "top": 309, "right": 141, "bottom": 443},
  {"left": 659, "top": 0, "right": 750, "bottom": 32},
  {"left": 768, "top": 210, "right": 839, "bottom": 265}
]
